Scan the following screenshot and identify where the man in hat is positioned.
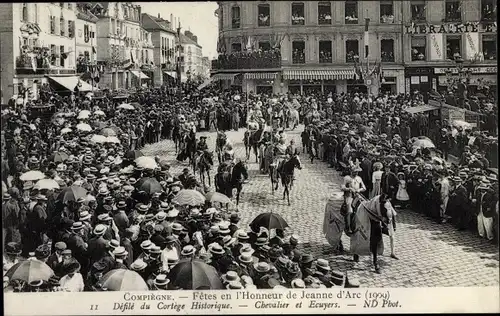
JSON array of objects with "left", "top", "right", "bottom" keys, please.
[
  {"left": 3, "top": 242, "right": 21, "bottom": 273},
  {"left": 2, "top": 191, "right": 21, "bottom": 249},
  {"left": 113, "top": 201, "right": 129, "bottom": 235},
  {"left": 229, "top": 213, "right": 240, "bottom": 236},
  {"left": 88, "top": 224, "right": 109, "bottom": 266},
  {"left": 450, "top": 176, "right": 469, "bottom": 231},
  {"left": 161, "top": 236, "right": 180, "bottom": 271},
  {"left": 112, "top": 246, "right": 129, "bottom": 269},
  {"left": 67, "top": 222, "right": 89, "bottom": 275},
  {"left": 47, "top": 242, "right": 67, "bottom": 272},
  {"left": 475, "top": 179, "right": 495, "bottom": 241},
  {"left": 152, "top": 274, "right": 170, "bottom": 291},
  {"left": 24, "top": 194, "right": 48, "bottom": 254}
]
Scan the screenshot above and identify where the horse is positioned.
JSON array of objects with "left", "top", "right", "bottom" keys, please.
[
  {"left": 287, "top": 108, "right": 300, "bottom": 130},
  {"left": 278, "top": 155, "right": 303, "bottom": 206},
  {"left": 215, "top": 131, "right": 227, "bottom": 163},
  {"left": 194, "top": 150, "right": 214, "bottom": 187},
  {"left": 244, "top": 127, "right": 264, "bottom": 163},
  {"left": 231, "top": 160, "right": 248, "bottom": 205},
  {"left": 172, "top": 122, "right": 181, "bottom": 153}
]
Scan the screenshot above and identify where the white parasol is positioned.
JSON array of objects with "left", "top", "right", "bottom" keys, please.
[
  {"left": 20, "top": 170, "right": 46, "bottom": 182},
  {"left": 76, "top": 123, "right": 92, "bottom": 132},
  {"left": 117, "top": 103, "right": 135, "bottom": 110},
  {"left": 94, "top": 110, "right": 106, "bottom": 116},
  {"left": 90, "top": 134, "right": 107, "bottom": 144},
  {"left": 106, "top": 136, "right": 121, "bottom": 144},
  {"left": 452, "top": 120, "right": 472, "bottom": 129},
  {"left": 77, "top": 110, "right": 91, "bottom": 119},
  {"left": 135, "top": 156, "right": 159, "bottom": 169}
]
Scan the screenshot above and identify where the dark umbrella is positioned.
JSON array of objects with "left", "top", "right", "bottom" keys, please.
[
  {"left": 167, "top": 258, "right": 223, "bottom": 290},
  {"left": 57, "top": 185, "right": 88, "bottom": 204},
  {"left": 126, "top": 150, "right": 144, "bottom": 160},
  {"left": 476, "top": 93, "right": 487, "bottom": 99},
  {"left": 49, "top": 151, "right": 69, "bottom": 163},
  {"left": 250, "top": 212, "right": 289, "bottom": 231},
  {"left": 136, "top": 177, "right": 163, "bottom": 195},
  {"left": 487, "top": 168, "right": 498, "bottom": 175}
]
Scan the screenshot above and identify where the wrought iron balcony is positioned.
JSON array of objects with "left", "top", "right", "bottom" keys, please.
[{"left": 212, "top": 51, "right": 281, "bottom": 70}]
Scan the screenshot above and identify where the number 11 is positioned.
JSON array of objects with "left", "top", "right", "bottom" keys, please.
[{"left": 90, "top": 305, "right": 99, "bottom": 311}]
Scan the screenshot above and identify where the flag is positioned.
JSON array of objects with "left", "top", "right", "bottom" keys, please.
[
  {"left": 92, "top": 46, "right": 97, "bottom": 54},
  {"left": 31, "top": 54, "right": 37, "bottom": 72},
  {"left": 130, "top": 51, "right": 135, "bottom": 64}
]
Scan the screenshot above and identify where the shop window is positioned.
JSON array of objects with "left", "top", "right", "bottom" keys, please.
[
  {"left": 292, "top": 41, "right": 305, "bottom": 64},
  {"left": 21, "top": 3, "right": 28, "bottom": 21},
  {"left": 50, "top": 16, "right": 56, "bottom": 34},
  {"left": 411, "top": 0, "right": 426, "bottom": 21},
  {"left": 259, "top": 41, "right": 271, "bottom": 51},
  {"left": 381, "top": 39, "right": 395, "bottom": 62},
  {"left": 380, "top": 1, "right": 394, "bottom": 23},
  {"left": 319, "top": 41, "right": 332, "bottom": 63},
  {"left": 258, "top": 4, "right": 270, "bottom": 27},
  {"left": 482, "top": 35, "right": 496, "bottom": 60},
  {"left": 445, "top": 0, "right": 461, "bottom": 22},
  {"left": 68, "top": 21, "right": 74, "bottom": 38},
  {"left": 446, "top": 36, "right": 461, "bottom": 60},
  {"left": 345, "top": 40, "right": 359, "bottom": 62},
  {"left": 345, "top": 0, "right": 358, "bottom": 24},
  {"left": 50, "top": 44, "right": 57, "bottom": 66},
  {"left": 231, "top": 43, "right": 241, "bottom": 52},
  {"left": 291, "top": 3, "right": 305, "bottom": 25},
  {"left": 481, "top": 0, "right": 496, "bottom": 21},
  {"left": 318, "top": 2, "right": 332, "bottom": 25},
  {"left": 232, "top": 6, "right": 240, "bottom": 29},
  {"left": 411, "top": 36, "right": 426, "bottom": 61}
]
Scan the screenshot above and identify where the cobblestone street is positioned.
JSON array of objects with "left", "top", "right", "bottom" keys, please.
[{"left": 142, "top": 126, "right": 499, "bottom": 288}]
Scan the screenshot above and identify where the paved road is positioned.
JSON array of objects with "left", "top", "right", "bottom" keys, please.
[{"left": 142, "top": 125, "right": 499, "bottom": 287}]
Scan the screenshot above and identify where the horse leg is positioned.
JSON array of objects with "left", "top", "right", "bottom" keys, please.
[
  {"left": 236, "top": 185, "right": 241, "bottom": 205},
  {"left": 253, "top": 145, "right": 258, "bottom": 163},
  {"left": 287, "top": 184, "right": 290, "bottom": 206},
  {"left": 207, "top": 170, "right": 211, "bottom": 187}
]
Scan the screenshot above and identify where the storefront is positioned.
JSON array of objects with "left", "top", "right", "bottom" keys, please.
[
  {"left": 434, "top": 66, "right": 497, "bottom": 97},
  {"left": 282, "top": 69, "right": 356, "bottom": 95},
  {"left": 404, "top": 67, "right": 434, "bottom": 98},
  {"left": 243, "top": 72, "right": 278, "bottom": 95},
  {"left": 346, "top": 79, "right": 367, "bottom": 94}
]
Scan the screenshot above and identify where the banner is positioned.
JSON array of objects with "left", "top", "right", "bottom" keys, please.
[
  {"left": 464, "top": 32, "right": 480, "bottom": 60},
  {"left": 429, "top": 34, "right": 444, "bottom": 61}
]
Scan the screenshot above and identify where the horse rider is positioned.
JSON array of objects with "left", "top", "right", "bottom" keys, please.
[
  {"left": 223, "top": 143, "right": 235, "bottom": 164},
  {"left": 196, "top": 136, "right": 209, "bottom": 165},
  {"left": 273, "top": 137, "right": 289, "bottom": 177}
]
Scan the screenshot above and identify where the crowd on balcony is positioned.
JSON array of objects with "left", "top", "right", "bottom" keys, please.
[
  {"left": 215, "top": 48, "right": 281, "bottom": 70},
  {"left": 319, "top": 51, "right": 332, "bottom": 64},
  {"left": 346, "top": 50, "right": 359, "bottom": 63},
  {"left": 318, "top": 11, "right": 332, "bottom": 24},
  {"left": 258, "top": 14, "right": 270, "bottom": 27},
  {"left": 291, "top": 13, "right": 305, "bottom": 25},
  {"left": 381, "top": 51, "right": 395, "bottom": 63},
  {"left": 292, "top": 49, "right": 305, "bottom": 64}
]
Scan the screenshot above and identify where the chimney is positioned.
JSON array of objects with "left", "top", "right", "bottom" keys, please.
[
  {"left": 178, "top": 18, "right": 181, "bottom": 29},
  {"left": 170, "top": 13, "right": 173, "bottom": 24},
  {"left": 158, "top": 13, "right": 160, "bottom": 19},
  {"left": 173, "top": 17, "right": 176, "bottom": 29}
]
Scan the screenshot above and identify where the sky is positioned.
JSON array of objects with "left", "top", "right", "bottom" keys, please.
[{"left": 137, "top": 1, "right": 219, "bottom": 60}]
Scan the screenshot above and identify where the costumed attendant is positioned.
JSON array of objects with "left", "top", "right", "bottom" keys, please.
[
  {"left": 370, "top": 162, "right": 383, "bottom": 198},
  {"left": 384, "top": 200, "right": 399, "bottom": 260},
  {"left": 395, "top": 172, "right": 410, "bottom": 208},
  {"left": 341, "top": 166, "right": 366, "bottom": 234}
]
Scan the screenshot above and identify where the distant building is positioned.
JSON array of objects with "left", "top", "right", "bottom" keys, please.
[
  {"left": 179, "top": 30, "right": 203, "bottom": 82},
  {"left": 75, "top": 3, "right": 99, "bottom": 88},
  {"left": 141, "top": 12, "right": 177, "bottom": 86},
  {"left": 201, "top": 56, "right": 211, "bottom": 79}
]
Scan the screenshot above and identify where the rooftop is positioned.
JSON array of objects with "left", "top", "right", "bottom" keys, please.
[
  {"left": 180, "top": 32, "right": 201, "bottom": 48},
  {"left": 141, "top": 13, "right": 177, "bottom": 35}
]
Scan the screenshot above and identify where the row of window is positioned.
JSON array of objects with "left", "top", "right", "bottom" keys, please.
[
  {"left": 227, "top": 0, "right": 497, "bottom": 29},
  {"left": 49, "top": 16, "right": 75, "bottom": 38},
  {"left": 227, "top": 35, "right": 497, "bottom": 64},
  {"left": 411, "top": 35, "right": 496, "bottom": 61},
  {"left": 228, "top": 39, "right": 395, "bottom": 63}
]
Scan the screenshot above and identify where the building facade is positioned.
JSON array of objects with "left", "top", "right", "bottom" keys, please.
[
  {"left": 94, "top": 2, "right": 151, "bottom": 90},
  {"left": 0, "top": 3, "right": 80, "bottom": 103},
  {"left": 201, "top": 56, "right": 211, "bottom": 79},
  {"left": 141, "top": 13, "right": 178, "bottom": 86},
  {"left": 179, "top": 31, "right": 204, "bottom": 82},
  {"left": 402, "top": 0, "right": 497, "bottom": 96},
  {"left": 76, "top": 3, "right": 98, "bottom": 87},
  {"left": 213, "top": 0, "right": 496, "bottom": 96}
]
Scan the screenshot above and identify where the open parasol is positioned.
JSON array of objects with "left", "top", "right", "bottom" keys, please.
[
  {"left": 34, "top": 179, "right": 60, "bottom": 190},
  {"left": 57, "top": 185, "right": 88, "bottom": 204},
  {"left": 94, "top": 110, "right": 106, "bottom": 116},
  {"left": 452, "top": 120, "right": 472, "bottom": 129},
  {"left": 90, "top": 134, "right": 107, "bottom": 144},
  {"left": 76, "top": 123, "right": 92, "bottom": 132},
  {"left": 205, "top": 191, "right": 232, "bottom": 204},
  {"left": 136, "top": 177, "right": 163, "bottom": 195},
  {"left": 49, "top": 151, "right": 69, "bottom": 163},
  {"left": 135, "top": 156, "right": 158, "bottom": 169},
  {"left": 412, "top": 136, "right": 435, "bottom": 149},
  {"left": 60, "top": 127, "right": 72, "bottom": 135},
  {"left": 101, "top": 269, "right": 149, "bottom": 291},
  {"left": 5, "top": 260, "right": 54, "bottom": 283},
  {"left": 250, "top": 212, "right": 289, "bottom": 231},
  {"left": 20, "top": 171, "right": 46, "bottom": 182},
  {"left": 77, "top": 110, "right": 91, "bottom": 119},
  {"left": 167, "top": 259, "right": 223, "bottom": 290},
  {"left": 105, "top": 136, "right": 121, "bottom": 144},
  {"left": 117, "top": 103, "right": 135, "bottom": 110},
  {"left": 100, "top": 128, "right": 117, "bottom": 137},
  {"left": 171, "top": 189, "right": 206, "bottom": 206}
]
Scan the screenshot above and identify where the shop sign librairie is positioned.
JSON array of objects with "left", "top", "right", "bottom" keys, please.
[{"left": 405, "top": 22, "right": 496, "bottom": 34}]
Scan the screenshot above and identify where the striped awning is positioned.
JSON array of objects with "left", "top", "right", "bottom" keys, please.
[
  {"left": 283, "top": 69, "right": 355, "bottom": 80},
  {"left": 244, "top": 72, "right": 278, "bottom": 80},
  {"left": 212, "top": 73, "right": 238, "bottom": 81},
  {"left": 404, "top": 105, "right": 440, "bottom": 114}
]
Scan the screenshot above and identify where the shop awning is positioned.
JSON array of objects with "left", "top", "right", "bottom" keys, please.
[
  {"left": 197, "top": 77, "right": 214, "bottom": 90},
  {"left": 130, "top": 70, "right": 149, "bottom": 80},
  {"left": 212, "top": 73, "right": 238, "bottom": 81},
  {"left": 244, "top": 72, "right": 278, "bottom": 80},
  {"left": 404, "top": 104, "right": 440, "bottom": 114},
  {"left": 283, "top": 69, "right": 355, "bottom": 80},
  {"left": 163, "top": 71, "right": 177, "bottom": 79},
  {"left": 47, "top": 76, "right": 95, "bottom": 92}
]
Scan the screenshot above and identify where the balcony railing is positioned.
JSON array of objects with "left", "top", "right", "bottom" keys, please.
[
  {"left": 212, "top": 51, "right": 281, "bottom": 70},
  {"left": 15, "top": 67, "right": 76, "bottom": 75}
]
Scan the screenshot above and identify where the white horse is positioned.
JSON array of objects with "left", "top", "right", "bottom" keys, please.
[{"left": 287, "top": 108, "right": 300, "bottom": 130}]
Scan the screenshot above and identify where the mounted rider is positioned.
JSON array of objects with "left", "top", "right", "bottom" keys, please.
[
  {"left": 222, "top": 143, "right": 235, "bottom": 164},
  {"left": 273, "top": 136, "right": 289, "bottom": 175}
]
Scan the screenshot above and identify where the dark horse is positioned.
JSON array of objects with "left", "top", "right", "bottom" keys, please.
[
  {"left": 277, "top": 155, "right": 302, "bottom": 206},
  {"left": 194, "top": 150, "right": 214, "bottom": 187},
  {"left": 244, "top": 128, "right": 264, "bottom": 163},
  {"left": 176, "top": 129, "right": 197, "bottom": 166},
  {"left": 172, "top": 122, "right": 181, "bottom": 153},
  {"left": 214, "top": 161, "right": 248, "bottom": 205},
  {"left": 215, "top": 131, "right": 227, "bottom": 164}
]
